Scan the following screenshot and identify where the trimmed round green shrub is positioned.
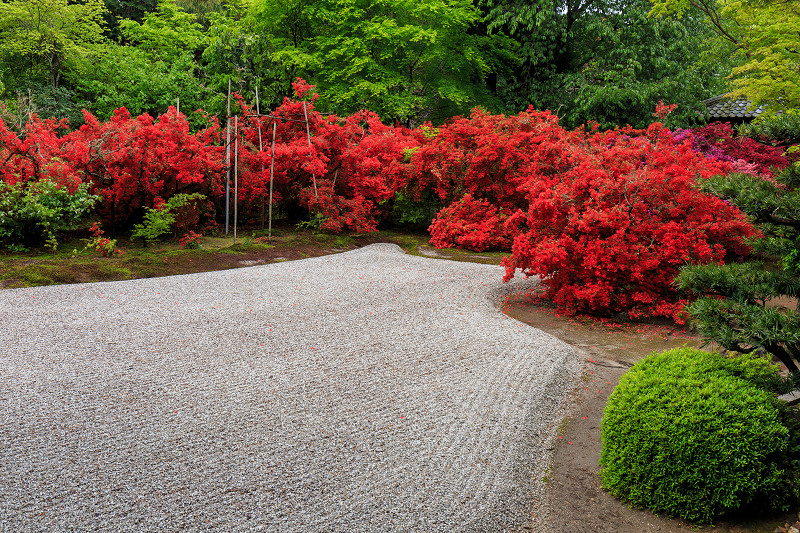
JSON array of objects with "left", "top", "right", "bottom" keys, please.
[{"left": 600, "top": 347, "right": 798, "bottom": 524}]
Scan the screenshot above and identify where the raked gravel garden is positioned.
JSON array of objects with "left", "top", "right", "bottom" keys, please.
[{"left": 0, "top": 243, "right": 581, "bottom": 532}]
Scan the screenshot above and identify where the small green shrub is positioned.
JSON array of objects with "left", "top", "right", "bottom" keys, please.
[
  {"left": 131, "top": 193, "right": 205, "bottom": 245},
  {"left": 0, "top": 179, "right": 99, "bottom": 250},
  {"left": 600, "top": 347, "right": 798, "bottom": 524},
  {"left": 390, "top": 190, "right": 440, "bottom": 228},
  {"left": 84, "top": 222, "right": 122, "bottom": 257}
]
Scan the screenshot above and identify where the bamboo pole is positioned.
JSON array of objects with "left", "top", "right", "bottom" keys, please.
[
  {"left": 269, "top": 121, "right": 276, "bottom": 242},
  {"left": 225, "top": 80, "right": 231, "bottom": 235},
  {"left": 303, "top": 101, "right": 318, "bottom": 199},
  {"left": 256, "top": 86, "right": 265, "bottom": 228},
  {"left": 234, "top": 115, "right": 239, "bottom": 244}
]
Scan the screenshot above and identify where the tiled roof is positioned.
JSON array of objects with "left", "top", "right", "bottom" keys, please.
[{"left": 704, "top": 95, "right": 766, "bottom": 119}]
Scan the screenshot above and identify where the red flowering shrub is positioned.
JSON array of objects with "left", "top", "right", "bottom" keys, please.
[
  {"left": 179, "top": 230, "right": 203, "bottom": 249},
  {"left": 673, "top": 122, "right": 788, "bottom": 177},
  {"left": 65, "top": 107, "right": 223, "bottom": 228},
  {"left": 0, "top": 107, "right": 224, "bottom": 234},
  {"left": 233, "top": 81, "right": 420, "bottom": 233},
  {"left": 503, "top": 123, "right": 760, "bottom": 321},
  {"left": 1, "top": 80, "right": 421, "bottom": 237},
  {"left": 297, "top": 181, "right": 377, "bottom": 233},
  {"left": 407, "top": 107, "right": 580, "bottom": 251},
  {"left": 409, "top": 107, "right": 575, "bottom": 212},
  {"left": 428, "top": 193, "right": 521, "bottom": 252},
  {"left": 0, "top": 115, "right": 83, "bottom": 190},
  {"left": 85, "top": 222, "right": 122, "bottom": 257}
]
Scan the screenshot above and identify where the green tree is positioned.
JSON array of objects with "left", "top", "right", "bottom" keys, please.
[
  {"left": 649, "top": 0, "right": 800, "bottom": 113},
  {"left": 174, "top": 0, "right": 227, "bottom": 25},
  {"left": 249, "top": 0, "right": 506, "bottom": 123},
  {"left": 727, "top": 0, "right": 800, "bottom": 111},
  {"left": 101, "top": 0, "right": 158, "bottom": 40},
  {"left": 0, "top": 0, "right": 108, "bottom": 89},
  {"left": 559, "top": 0, "right": 726, "bottom": 128},
  {"left": 480, "top": 0, "right": 724, "bottom": 127},
  {"left": 70, "top": 0, "right": 215, "bottom": 121},
  {"left": 479, "top": 0, "right": 594, "bottom": 111},
  {"left": 313, "top": 0, "right": 497, "bottom": 122},
  {"left": 69, "top": 43, "right": 215, "bottom": 121},
  {"left": 240, "top": 0, "right": 316, "bottom": 106},
  {"left": 120, "top": 0, "right": 206, "bottom": 62},
  {"left": 677, "top": 115, "right": 800, "bottom": 372},
  {"left": 202, "top": 0, "right": 273, "bottom": 108}
]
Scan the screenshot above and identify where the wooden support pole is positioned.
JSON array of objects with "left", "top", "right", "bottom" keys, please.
[
  {"left": 234, "top": 115, "right": 239, "bottom": 243},
  {"left": 303, "top": 101, "right": 318, "bottom": 200},
  {"left": 225, "top": 80, "right": 231, "bottom": 235},
  {"left": 269, "top": 121, "right": 276, "bottom": 242}
]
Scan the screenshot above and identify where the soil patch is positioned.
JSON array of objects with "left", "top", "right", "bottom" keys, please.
[{"left": 504, "top": 292, "right": 798, "bottom": 532}]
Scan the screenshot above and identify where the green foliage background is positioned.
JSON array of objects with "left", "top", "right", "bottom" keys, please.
[{"left": 0, "top": 0, "right": 770, "bottom": 128}]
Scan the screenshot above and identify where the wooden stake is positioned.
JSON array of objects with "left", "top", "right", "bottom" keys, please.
[
  {"left": 303, "top": 101, "right": 318, "bottom": 199},
  {"left": 225, "top": 117, "right": 231, "bottom": 236},
  {"left": 269, "top": 121, "right": 276, "bottom": 242},
  {"left": 256, "top": 86, "right": 265, "bottom": 228},
  {"left": 234, "top": 115, "right": 239, "bottom": 243},
  {"left": 225, "top": 80, "right": 231, "bottom": 235}
]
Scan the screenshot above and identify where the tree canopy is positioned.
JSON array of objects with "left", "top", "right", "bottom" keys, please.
[
  {"left": 649, "top": 0, "right": 800, "bottom": 113},
  {"left": 0, "top": 0, "right": 107, "bottom": 89},
  {"left": 0, "top": 0, "right": 790, "bottom": 127}
]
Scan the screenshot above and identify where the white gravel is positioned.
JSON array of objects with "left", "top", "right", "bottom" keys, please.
[{"left": 0, "top": 243, "right": 580, "bottom": 532}]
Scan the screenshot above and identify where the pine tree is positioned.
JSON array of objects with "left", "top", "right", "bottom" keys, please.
[{"left": 677, "top": 113, "right": 800, "bottom": 372}]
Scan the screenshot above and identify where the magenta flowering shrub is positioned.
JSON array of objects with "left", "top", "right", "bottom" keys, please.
[{"left": 672, "top": 123, "right": 789, "bottom": 177}]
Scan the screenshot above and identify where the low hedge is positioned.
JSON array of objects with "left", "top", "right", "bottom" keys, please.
[{"left": 600, "top": 347, "right": 799, "bottom": 523}]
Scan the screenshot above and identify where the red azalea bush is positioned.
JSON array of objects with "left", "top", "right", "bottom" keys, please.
[
  {"left": 86, "top": 222, "right": 122, "bottom": 257},
  {"left": 0, "top": 107, "right": 223, "bottom": 232},
  {"left": 0, "top": 115, "right": 83, "bottom": 190},
  {"left": 297, "top": 181, "right": 377, "bottom": 232},
  {"left": 502, "top": 123, "right": 760, "bottom": 321},
  {"left": 428, "top": 193, "right": 521, "bottom": 252},
  {"left": 408, "top": 107, "right": 585, "bottom": 253},
  {"left": 409, "top": 107, "right": 576, "bottom": 213},
  {"left": 233, "top": 80, "right": 420, "bottom": 233},
  {"left": 0, "top": 81, "right": 421, "bottom": 240},
  {"left": 65, "top": 107, "right": 223, "bottom": 228},
  {"left": 179, "top": 230, "right": 203, "bottom": 249}
]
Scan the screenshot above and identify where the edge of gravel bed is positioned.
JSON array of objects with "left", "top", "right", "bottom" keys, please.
[
  {"left": 0, "top": 243, "right": 585, "bottom": 532},
  {"left": 470, "top": 257, "right": 585, "bottom": 533}
]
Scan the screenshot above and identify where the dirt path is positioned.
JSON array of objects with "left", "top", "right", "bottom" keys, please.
[{"left": 503, "top": 292, "right": 798, "bottom": 533}]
